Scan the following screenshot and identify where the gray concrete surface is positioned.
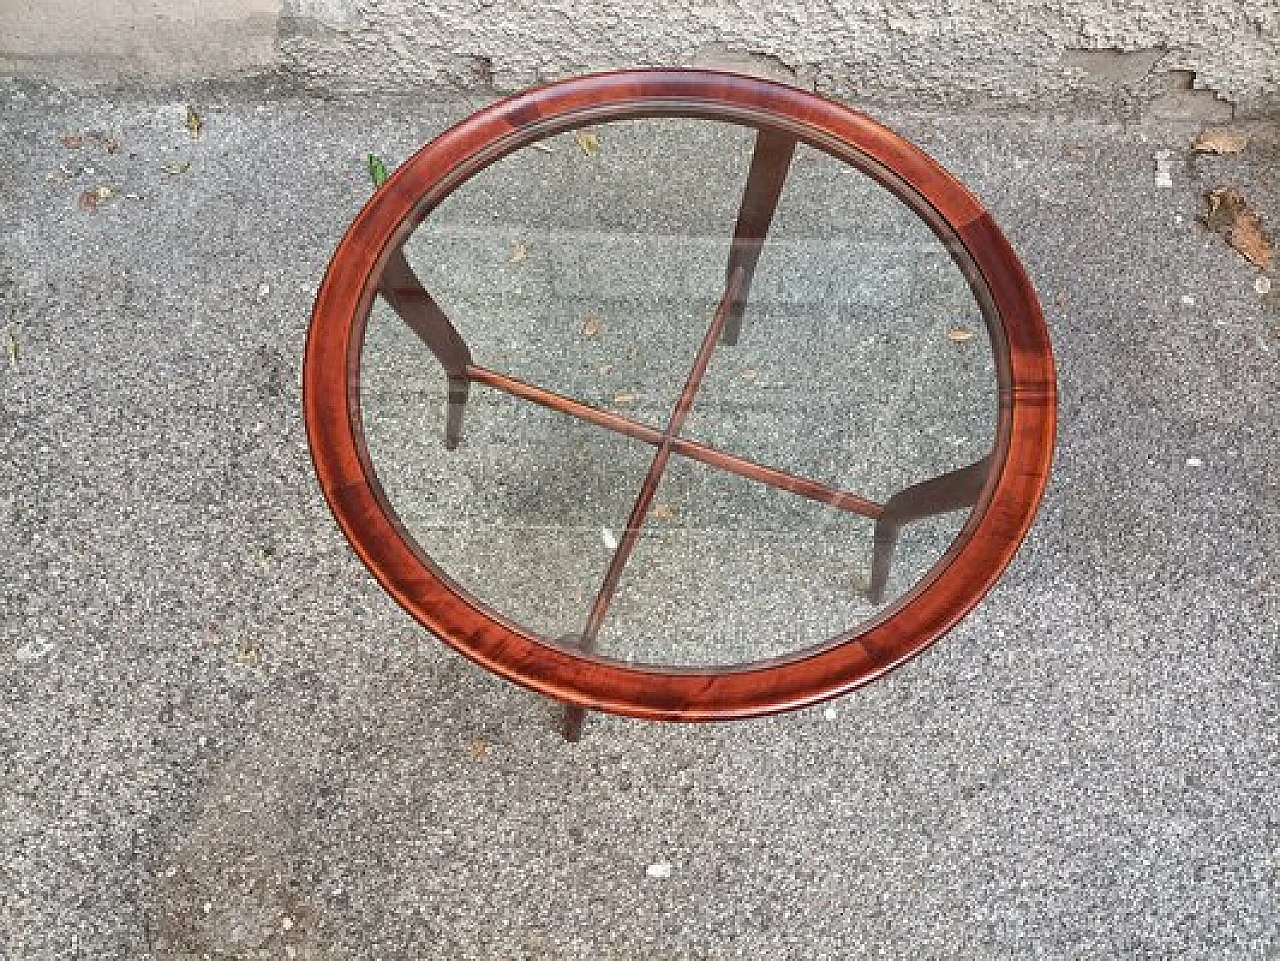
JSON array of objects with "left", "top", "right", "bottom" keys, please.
[
  {"left": 1, "top": 78, "right": 1277, "bottom": 959},
  {"left": 1, "top": 0, "right": 1278, "bottom": 117}
]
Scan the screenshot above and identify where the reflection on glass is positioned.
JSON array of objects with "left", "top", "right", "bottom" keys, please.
[{"left": 358, "top": 117, "right": 998, "bottom": 668}]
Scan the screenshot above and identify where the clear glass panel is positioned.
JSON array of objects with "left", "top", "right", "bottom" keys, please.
[
  {"left": 358, "top": 117, "right": 999, "bottom": 668},
  {"left": 599, "top": 456, "right": 878, "bottom": 666},
  {"left": 361, "top": 298, "right": 656, "bottom": 640}
]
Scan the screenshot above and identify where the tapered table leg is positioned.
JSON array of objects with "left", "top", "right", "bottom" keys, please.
[
  {"left": 378, "top": 247, "right": 475, "bottom": 449},
  {"left": 869, "top": 456, "right": 991, "bottom": 604},
  {"left": 721, "top": 128, "right": 796, "bottom": 346}
]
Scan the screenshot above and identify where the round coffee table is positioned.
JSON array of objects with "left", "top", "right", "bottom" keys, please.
[{"left": 304, "top": 69, "right": 1056, "bottom": 740}]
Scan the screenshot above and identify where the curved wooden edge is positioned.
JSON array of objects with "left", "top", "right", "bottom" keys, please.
[{"left": 303, "top": 68, "right": 1057, "bottom": 722}]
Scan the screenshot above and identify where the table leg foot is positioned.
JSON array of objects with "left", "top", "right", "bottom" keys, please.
[
  {"left": 445, "top": 375, "right": 469, "bottom": 450},
  {"left": 562, "top": 705, "right": 587, "bottom": 742}
]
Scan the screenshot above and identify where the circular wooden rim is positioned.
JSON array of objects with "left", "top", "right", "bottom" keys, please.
[{"left": 304, "top": 69, "right": 1056, "bottom": 722}]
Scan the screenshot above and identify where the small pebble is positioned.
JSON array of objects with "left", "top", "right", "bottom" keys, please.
[
  {"left": 945, "top": 325, "right": 975, "bottom": 343},
  {"left": 823, "top": 706, "right": 838, "bottom": 721},
  {"left": 601, "top": 527, "right": 618, "bottom": 550},
  {"left": 646, "top": 861, "right": 673, "bottom": 879},
  {"left": 1256, "top": 276, "right": 1272, "bottom": 295},
  {"left": 16, "top": 637, "right": 54, "bottom": 661},
  {"left": 1185, "top": 457, "right": 1204, "bottom": 467},
  {"left": 1179, "top": 294, "right": 1195, "bottom": 306},
  {"left": 281, "top": 916, "right": 295, "bottom": 931},
  {"left": 257, "top": 282, "right": 270, "bottom": 299}
]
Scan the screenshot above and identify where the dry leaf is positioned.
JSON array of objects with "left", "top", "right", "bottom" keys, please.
[
  {"left": 1201, "top": 188, "right": 1274, "bottom": 271},
  {"left": 4, "top": 324, "right": 18, "bottom": 373},
  {"left": 159, "top": 160, "right": 191, "bottom": 175},
  {"left": 103, "top": 136, "right": 122, "bottom": 154},
  {"left": 510, "top": 241, "right": 528, "bottom": 263},
  {"left": 946, "top": 325, "right": 976, "bottom": 343},
  {"left": 651, "top": 504, "right": 674, "bottom": 521},
  {"left": 1192, "top": 128, "right": 1249, "bottom": 155},
  {"left": 59, "top": 133, "right": 83, "bottom": 149},
  {"left": 77, "top": 186, "right": 114, "bottom": 211},
  {"left": 574, "top": 129, "right": 599, "bottom": 157},
  {"left": 581, "top": 315, "right": 603, "bottom": 338},
  {"left": 185, "top": 105, "right": 203, "bottom": 139},
  {"left": 612, "top": 390, "right": 638, "bottom": 404},
  {"left": 467, "top": 739, "right": 490, "bottom": 758}
]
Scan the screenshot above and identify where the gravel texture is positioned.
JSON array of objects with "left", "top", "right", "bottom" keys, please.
[{"left": 1, "top": 79, "right": 1276, "bottom": 959}]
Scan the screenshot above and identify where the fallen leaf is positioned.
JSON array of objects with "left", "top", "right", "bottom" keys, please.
[
  {"left": 103, "top": 136, "right": 122, "bottom": 154},
  {"left": 158, "top": 160, "right": 191, "bottom": 175},
  {"left": 185, "top": 105, "right": 203, "bottom": 139},
  {"left": 76, "top": 186, "right": 114, "bottom": 211},
  {"left": 612, "top": 390, "right": 638, "bottom": 404},
  {"left": 1192, "top": 127, "right": 1249, "bottom": 155},
  {"left": 574, "top": 129, "right": 599, "bottom": 157},
  {"left": 510, "top": 241, "right": 528, "bottom": 263},
  {"left": 651, "top": 504, "right": 674, "bottom": 521},
  {"left": 946, "top": 325, "right": 975, "bottom": 343},
  {"left": 1201, "top": 188, "right": 1274, "bottom": 271},
  {"left": 59, "top": 133, "right": 83, "bottom": 149},
  {"left": 366, "top": 153, "right": 389, "bottom": 188},
  {"left": 581, "top": 315, "right": 603, "bottom": 338},
  {"left": 4, "top": 324, "right": 18, "bottom": 372},
  {"left": 467, "top": 739, "right": 490, "bottom": 758}
]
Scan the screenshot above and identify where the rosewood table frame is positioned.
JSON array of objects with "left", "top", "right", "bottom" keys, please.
[{"left": 304, "top": 69, "right": 1056, "bottom": 737}]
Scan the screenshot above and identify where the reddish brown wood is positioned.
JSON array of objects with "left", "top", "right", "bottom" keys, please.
[
  {"left": 721, "top": 128, "right": 796, "bottom": 346},
  {"left": 303, "top": 68, "right": 1057, "bottom": 724},
  {"left": 378, "top": 248, "right": 472, "bottom": 448},
  {"left": 668, "top": 438, "right": 883, "bottom": 519},
  {"left": 466, "top": 363, "right": 884, "bottom": 519},
  {"left": 465, "top": 363, "right": 664, "bottom": 445},
  {"left": 563, "top": 267, "right": 748, "bottom": 740},
  {"left": 868, "top": 456, "right": 991, "bottom": 604}
]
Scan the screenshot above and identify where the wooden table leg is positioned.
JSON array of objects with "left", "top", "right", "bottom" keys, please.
[
  {"left": 378, "top": 247, "right": 474, "bottom": 449},
  {"left": 721, "top": 128, "right": 796, "bottom": 346},
  {"left": 869, "top": 456, "right": 992, "bottom": 604}
]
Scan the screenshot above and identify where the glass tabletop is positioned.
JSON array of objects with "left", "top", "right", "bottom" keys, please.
[{"left": 358, "top": 115, "right": 998, "bottom": 669}]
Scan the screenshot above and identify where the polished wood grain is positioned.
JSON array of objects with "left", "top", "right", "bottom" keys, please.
[{"left": 303, "top": 68, "right": 1057, "bottom": 723}]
